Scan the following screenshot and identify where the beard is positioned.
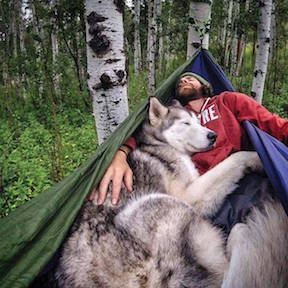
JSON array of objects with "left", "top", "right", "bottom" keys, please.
[{"left": 175, "top": 87, "right": 202, "bottom": 106}]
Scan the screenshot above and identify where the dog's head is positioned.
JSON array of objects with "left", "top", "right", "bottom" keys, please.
[{"left": 148, "top": 97, "right": 217, "bottom": 154}]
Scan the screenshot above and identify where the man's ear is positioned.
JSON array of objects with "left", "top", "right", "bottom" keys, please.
[
  {"left": 149, "top": 97, "right": 168, "bottom": 127},
  {"left": 171, "top": 99, "right": 183, "bottom": 108}
]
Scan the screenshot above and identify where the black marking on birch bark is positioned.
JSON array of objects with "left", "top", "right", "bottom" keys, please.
[
  {"left": 105, "top": 58, "right": 121, "bottom": 64},
  {"left": 88, "top": 34, "right": 110, "bottom": 55},
  {"left": 114, "top": 0, "right": 125, "bottom": 13},
  {"left": 115, "top": 70, "right": 125, "bottom": 82},
  {"left": 89, "top": 24, "right": 105, "bottom": 35},
  {"left": 100, "top": 73, "right": 113, "bottom": 89},
  {"left": 259, "top": 1, "right": 265, "bottom": 8},
  {"left": 87, "top": 12, "right": 107, "bottom": 24},
  {"left": 251, "top": 91, "right": 256, "bottom": 98},
  {"left": 113, "top": 99, "right": 121, "bottom": 105},
  {"left": 87, "top": 73, "right": 90, "bottom": 79},
  {"left": 111, "top": 120, "right": 119, "bottom": 127},
  {"left": 254, "top": 69, "right": 264, "bottom": 78},
  {"left": 192, "top": 42, "right": 201, "bottom": 49},
  {"left": 265, "top": 37, "right": 270, "bottom": 43}
]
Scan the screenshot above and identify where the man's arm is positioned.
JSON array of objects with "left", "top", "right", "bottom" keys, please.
[
  {"left": 225, "top": 92, "right": 288, "bottom": 144},
  {"left": 89, "top": 139, "right": 135, "bottom": 205}
]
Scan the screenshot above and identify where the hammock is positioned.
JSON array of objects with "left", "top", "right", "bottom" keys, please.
[{"left": 0, "top": 48, "right": 287, "bottom": 288}]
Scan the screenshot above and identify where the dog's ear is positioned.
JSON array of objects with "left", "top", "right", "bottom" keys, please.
[
  {"left": 149, "top": 97, "right": 168, "bottom": 127},
  {"left": 171, "top": 99, "right": 183, "bottom": 108}
]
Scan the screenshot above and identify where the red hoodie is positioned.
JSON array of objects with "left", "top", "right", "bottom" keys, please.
[{"left": 126, "top": 92, "right": 288, "bottom": 175}]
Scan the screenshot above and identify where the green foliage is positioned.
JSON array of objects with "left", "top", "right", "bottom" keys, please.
[{"left": 0, "top": 111, "right": 97, "bottom": 217}]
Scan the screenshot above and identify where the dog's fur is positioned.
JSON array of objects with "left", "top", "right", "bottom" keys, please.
[{"left": 55, "top": 98, "right": 288, "bottom": 288}]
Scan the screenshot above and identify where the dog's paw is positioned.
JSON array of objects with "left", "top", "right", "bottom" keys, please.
[
  {"left": 230, "top": 151, "right": 263, "bottom": 172},
  {"left": 245, "top": 152, "right": 263, "bottom": 172}
]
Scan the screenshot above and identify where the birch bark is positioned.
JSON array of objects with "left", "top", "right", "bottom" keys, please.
[
  {"left": 147, "top": 0, "right": 156, "bottom": 95},
  {"left": 224, "top": 0, "right": 233, "bottom": 70},
  {"left": 165, "top": 0, "right": 172, "bottom": 71},
  {"left": 86, "top": 0, "right": 129, "bottom": 144},
  {"left": 11, "top": 1, "right": 20, "bottom": 99},
  {"left": 18, "top": 0, "right": 27, "bottom": 101},
  {"left": 31, "top": 2, "right": 44, "bottom": 96},
  {"left": 221, "top": 0, "right": 228, "bottom": 48},
  {"left": 251, "top": 0, "right": 272, "bottom": 103},
  {"left": 133, "top": 0, "right": 142, "bottom": 74},
  {"left": 156, "top": 0, "right": 163, "bottom": 72},
  {"left": 50, "top": 0, "right": 60, "bottom": 94},
  {"left": 186, "top": 0, "right": 212, "bottom": 59},
  {"left": 230, "top": 0, "right": 240, "bottom": 76}
]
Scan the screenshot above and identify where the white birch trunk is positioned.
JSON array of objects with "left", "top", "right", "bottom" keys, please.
[
  {"left": 147, "top": 0, "right": 156, "bottom": 95},
  {"left": 224, "top": 0, "right": 233, "bottom": 70},
  {"left": 165, "top": 0, "right": 172, "bottom": 71},
  {"left": 133, "top": 0, "right": 142, "bottom": 74},
  {"left": 235, "top": 0, "right": 250, "bottom": 76},
  {"left": 230, "top": 0, "right": 240, "bottom": 76},
  {"left": 156, "top": 0, "right": 163, "bottom": 72},
  {"left": 186, "top": 0, "right": 212, "bottom": 59},
  {"left": 251, "top": 0, "right": 272, "bottom": 103},
  {"left": 51, "top": 30, "right": 60, "bottom": 93},
  {"left": 18, "top": 0, "right": 27, "bottom": 101},
  {"left": 86, "top": 0, "right": 129, "bottom": 144},
  {"left": 221, "top": 0, "right": 228, "bottom": 48},
  {"left": 76, "top": 27, "right": 84, "bottom": 91},
  {"left": 50, "top": 0, "right": 60, "bottom": 94},
  {"left": 11, "top": 5, "right": 20, "bottom": 99},
  {"left": 31, "top": 2, "right": 44, "bottom": 97}
]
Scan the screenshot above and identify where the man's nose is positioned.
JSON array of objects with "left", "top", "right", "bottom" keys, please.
[{"left": 180, "top": 78, "right": 188, "bottom": 84}]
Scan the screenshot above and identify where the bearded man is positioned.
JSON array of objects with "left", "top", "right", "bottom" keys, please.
[{"left": 91, "top": 73, "right": 288, "bottom": 232}]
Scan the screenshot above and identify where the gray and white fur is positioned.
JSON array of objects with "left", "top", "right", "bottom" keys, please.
[{"left": 55, "top": 97, "right": 288, "bottom": 288}]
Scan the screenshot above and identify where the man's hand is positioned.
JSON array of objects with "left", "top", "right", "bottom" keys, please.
[{"left": 89, "top": 146, "right": 133, "bottom": 205}]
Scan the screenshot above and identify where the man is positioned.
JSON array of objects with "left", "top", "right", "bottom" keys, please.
[{"left": 90, "top": 72, "right": 288, "bottom": 208}]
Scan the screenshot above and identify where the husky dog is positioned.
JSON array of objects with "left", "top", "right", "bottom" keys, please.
[{"left": 55, "top": 98, "right": 288, "bottom": 288}]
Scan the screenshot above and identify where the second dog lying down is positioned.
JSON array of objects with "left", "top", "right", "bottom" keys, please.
[{"left": 55, "top": 97, "right": 288, "bottom": 287}]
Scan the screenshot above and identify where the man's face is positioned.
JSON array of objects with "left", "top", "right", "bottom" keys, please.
[{"left": 176, "top": 76, "right": 203, "bottom": 105}]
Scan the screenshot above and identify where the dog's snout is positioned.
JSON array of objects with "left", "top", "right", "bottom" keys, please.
[{"left": 207, "top": 132, "right": 217, "bottom": 143}]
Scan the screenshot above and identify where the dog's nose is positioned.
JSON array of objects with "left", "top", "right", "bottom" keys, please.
[{"left": 207, "top": 132, "right": 217, "bottom": 143}]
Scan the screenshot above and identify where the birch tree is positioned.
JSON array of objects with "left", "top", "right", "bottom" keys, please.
[
  {"left": 50, "top": 0, "right": 60, "bottom": 94},
  {"left": 230, "top": 0, "right": 240, "bottom": 76},
  {"left": 220, "top": 0, "right": 228, "bottom": 49},
  {"left": 133, "top": 0, "right": 141, "bottom": 75},
  {"left": 18, "top": 0, "right": 27, "bottom": 102},
  {"left": 165, "top": 0, "right": 172, "bottom": 71},
  {"left": 251, "top": 0, "right": 272, "bottom": 103},
  {"left": 156, "top": 0, "right": 163, "bottom": 72},
  {"left": 224, "top": 0, "right": 233, "bottom": 70},
  {"left": 86, "top": 0, "right": 129, "bottom": 144},
  {"left": 147, "top": 0, "right": 157, "bottom": 95},
  {"left": 11, "top": 1, "right": 20, "bottom": 99},
  {"left": 186, "top": 0, "right": 212, "bottom": 59},
  {"left": 31, "top": 1, "right": 44, "bottom": 97}
]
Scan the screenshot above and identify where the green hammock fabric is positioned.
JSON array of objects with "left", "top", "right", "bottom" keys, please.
[{"left": 0, "top": 50, "right": 201, "bottom": 288}]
